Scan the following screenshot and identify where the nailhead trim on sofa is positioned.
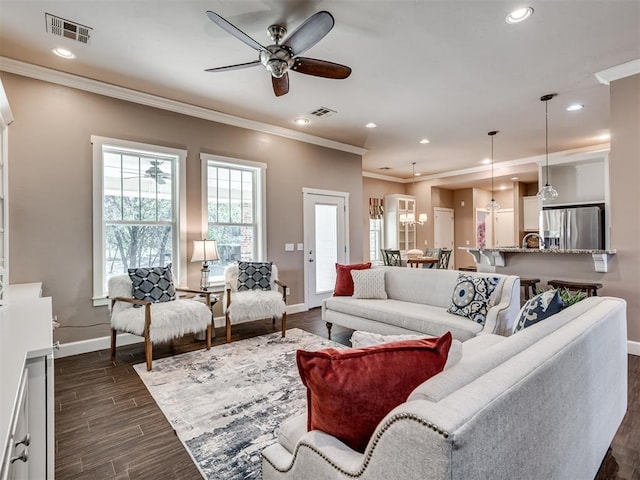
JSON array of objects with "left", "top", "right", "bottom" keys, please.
[{"left": 262, "top": 413, "right": 450, "bottom": 477}]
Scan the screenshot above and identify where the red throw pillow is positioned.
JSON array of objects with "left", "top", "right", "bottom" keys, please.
[
  {"left": 296, "top": 332, "right": 452, "bottom": 453},
  {"left": 333, "top": 262, "right": 371, "bottom": 296}
]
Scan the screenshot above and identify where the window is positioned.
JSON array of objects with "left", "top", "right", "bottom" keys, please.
[
  {"left": 92, "top": 136, "right": 186, "bottom": 305},
  {"left": 201, "top": 153, "right": 266, "bottom": 284},
  {"left": 369, "top": 218, "right": 383, "bottom": 262}
]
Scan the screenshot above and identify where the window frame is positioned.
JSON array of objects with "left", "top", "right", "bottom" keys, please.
[
  {"left": 200, "top": 153, "right": 267, "bottom": 287},
  {"left": 92, "top": 136, "right": 186, "bottom": 306}
]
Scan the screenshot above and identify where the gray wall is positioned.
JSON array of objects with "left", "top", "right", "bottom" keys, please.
[{"left": 2, "top": 72, "right": 363, "bottom": 344}]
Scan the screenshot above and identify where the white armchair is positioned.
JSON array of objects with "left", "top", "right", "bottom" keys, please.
[
  {"left": 224, "top": 262, "right": 287, "bottom": 343},
  {"left": 108, "top": 274, "right": 213, "bottom": 371}
]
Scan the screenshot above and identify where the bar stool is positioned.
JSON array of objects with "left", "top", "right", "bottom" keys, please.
[
  {"left": 519, "top": 278, "right": 540, "bottom": 301},
  {"left": 547, "top": 280, "right": 603, "bottom": 297}
]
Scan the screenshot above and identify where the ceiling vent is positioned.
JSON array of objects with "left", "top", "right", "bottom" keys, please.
[
  {"left": 45, "top": 13, "right": 92, "bottom": 44},
  {"left": 310, "top": 107, "right": 337, "bottom": 118},
  {"left": 379, "top": 167, "right": 391, "bottom": 170}
]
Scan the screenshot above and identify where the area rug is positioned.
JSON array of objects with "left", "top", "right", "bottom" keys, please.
[{"left": 133, "top": 328, "right": 343, "bottom": 479}]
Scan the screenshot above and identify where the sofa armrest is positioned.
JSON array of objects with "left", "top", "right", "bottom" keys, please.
[{"left": 482, "top": 276, "right": 520, "bottom": 336}]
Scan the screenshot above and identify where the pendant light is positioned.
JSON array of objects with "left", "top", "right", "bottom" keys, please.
[
  {"left": 486, "top": 131, "right": 501, "bottom": 211},
  {"left": 400, "top": 162, "right": 428, "bottom": 226},
  {"left": 537, "top": 93, "right": 559, "bottom": 201}
]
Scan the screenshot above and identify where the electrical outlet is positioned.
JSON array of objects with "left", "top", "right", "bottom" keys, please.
[
  {"left": 286, "top": 287, "right": 291, "bottom": 296},
  {"left": 424, "top": 240, "right": 428, "bottom": 245}
]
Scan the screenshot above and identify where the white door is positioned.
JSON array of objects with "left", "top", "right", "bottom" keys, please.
[
  {"left": 433, "top": 207, "right": 454, "bottom": 268},
  {"left": 494, "top": 209, "right": 515, "bottom": 247},
  {"left": 303, "top": 189, "right": 349, "bottom": 308}
]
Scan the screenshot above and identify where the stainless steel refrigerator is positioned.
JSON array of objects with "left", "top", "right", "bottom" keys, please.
[{"left": 540, "top": 204, "right": 604, "bottom": 250}]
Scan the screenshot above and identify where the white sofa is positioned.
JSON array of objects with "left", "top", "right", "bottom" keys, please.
[
  {"left": 323, "top": 266, "right": 521, "bottom": 341},
  {"left": 262, "top": 296, "right": 628, "bottom": 480}
]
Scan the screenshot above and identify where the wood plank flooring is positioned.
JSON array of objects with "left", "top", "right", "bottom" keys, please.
[{"left": 55, "top": 309, "right": 639, "bottom": 479}]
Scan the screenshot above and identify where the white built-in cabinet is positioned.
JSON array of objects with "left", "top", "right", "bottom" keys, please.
[
  {"left": 0, "top": 285, "right": 55, "bottom": 480},
  {"left": 384, "top": 194, "right": 416, "bottom": 252},
  {"left": 0, "top": 79, "right": 13, "bottom": 303},
  {"left": 522, "top": 196, "right": 540, "bottom": 232}
]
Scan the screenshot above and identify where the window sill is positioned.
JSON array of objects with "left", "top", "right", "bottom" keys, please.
[{"left": 93, "top": 296, "right": 110, "bottom": 307}]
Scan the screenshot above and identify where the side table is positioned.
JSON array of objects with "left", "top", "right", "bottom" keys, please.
[{"left": 176, "top": 287, "right": 218, "bottom": 340}]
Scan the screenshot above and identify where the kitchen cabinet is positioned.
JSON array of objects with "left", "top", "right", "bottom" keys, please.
[
  {"left": 384, "top": 194, "right": 416, "bottom": 252},
  {"left": 523, "top": 196, "right": 540, "bottom": 232},
  {"left": 0, "top": 285, "right": 54, "bottom": 480}
]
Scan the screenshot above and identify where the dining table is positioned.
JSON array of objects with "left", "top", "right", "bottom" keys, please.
[{"left": 406, "top": 256, "right": 438, "bottom": 268}]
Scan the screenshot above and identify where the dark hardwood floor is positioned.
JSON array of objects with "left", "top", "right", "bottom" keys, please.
[{"left": 55, "top": 309, "right": 639, "bottom": 479}]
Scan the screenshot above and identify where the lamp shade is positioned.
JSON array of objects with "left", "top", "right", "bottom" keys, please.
[
  {"left": 191, "top": 239, "right": 219, "bottom": 262},
  {"left": 418, "top": 213, "right": 428, "bottom": 223}
]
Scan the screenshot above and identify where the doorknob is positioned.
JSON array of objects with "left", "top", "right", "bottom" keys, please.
[{"left": 309, "top": 258, "right": 314, "bottom": 262}]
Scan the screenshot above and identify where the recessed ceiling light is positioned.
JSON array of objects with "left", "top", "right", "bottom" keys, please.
[
  {"left": 510, "top": 176, "right": 520, "bottom": 181},
  {"left": 506, "top": 7, "right": 533, "bottom": 24},
  {"left": 481, "top": 158, "right": 491, "bottom": 165},
  {"left": 597, "top": 133, "right": 611, "bottom": 141},
  {"left": 566, "top": 104, "right": 584, "bottom": 111},
  {"left": 414, "top": 172, "right": 421, "bottom": 177},
  {"left": 500, "top": 185, "right": 507, "bottom": 191},
  {"left": 294, "top": 117, "right": 309, "bottom": 126},
  {"left": 365, "top": 122, "right": 377, "bottom": 128},
  {"left": 419, "top": 138, "right": 430, "bottom": 144},
  {"left": 52, "top": 47, "right": 75, "bottom": 59}
]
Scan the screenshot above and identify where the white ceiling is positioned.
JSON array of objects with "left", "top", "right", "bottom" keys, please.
[{"left": 1, "top": 1, "right": 639, "bottom": 185}]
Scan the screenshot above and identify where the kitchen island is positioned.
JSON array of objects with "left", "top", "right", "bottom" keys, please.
[{"left": 461, "top": 247, "right": 617, "bottom": 273}]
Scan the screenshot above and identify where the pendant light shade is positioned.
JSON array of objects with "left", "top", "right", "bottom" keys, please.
[
  {"left": 486, "top": 131, "right": 501, "bottom": 211},
  {"left": 537, "top": 93, "right": 559, "bottom": 201}
]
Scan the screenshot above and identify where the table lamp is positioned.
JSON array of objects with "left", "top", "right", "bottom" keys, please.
[{"left": 191, "top": 239, "right": 219, "bottom": 291}]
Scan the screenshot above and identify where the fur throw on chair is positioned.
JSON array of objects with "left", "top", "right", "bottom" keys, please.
[{"left": 224, "top": 264, "right": 286, "bottom": 324}]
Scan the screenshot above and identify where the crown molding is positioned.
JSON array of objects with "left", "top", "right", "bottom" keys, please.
[
  {"left": 0, "top": 57, "right": 368, "bottom": 156},
  {"left": 361, "top": 171, "right": 405, "bottom": 183},
  {"left": 595, "top": 59, "right": 640, "bottom": 85}
]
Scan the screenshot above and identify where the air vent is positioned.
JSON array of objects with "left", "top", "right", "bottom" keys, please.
[
  {"left": 310, "top": 107, "right": 337, "bottom": 118},
  {"left": 45, "top": 13, "right": 92, "bottom": 44},
  {"left": 379, "top": 167, "right": 391, "bottom": 170}
]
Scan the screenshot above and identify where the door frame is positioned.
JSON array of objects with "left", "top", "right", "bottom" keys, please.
[
  {"left": 302, "top": 188, "right": 350, "bottom": 309},
  {"left": 433, "top": 207, "right": 455, "bottom": 268}
]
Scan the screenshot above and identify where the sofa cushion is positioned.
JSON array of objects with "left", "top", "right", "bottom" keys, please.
[
  {"left": 127, "top": 264, "right": 176, "bottom": 303},
  {"left": 237, "top": 261, "right": 272, "bottom": 291},
  {"left": 296, "top": 333, "right": 452, "bottom": 453},
  {"left": 324, "top": 296, "right": 483, "bottom": 340},
  {"left": 350, "top": 330, "right": 463, "bottom": 370},
  {"left": 407, "top": 297, "right": 605, "bottom": 404},
  {"left": 334, "top": 262, "right": 371, "bottom": 296},
  {"left": 447, "top": 273, "right": 502, "bottom": 325},
  {"left": 513, "top": 289, "right": 564, "bottom": 333},
  {"left": 351, "top": 269, "right": 387, "bottom": 299}
]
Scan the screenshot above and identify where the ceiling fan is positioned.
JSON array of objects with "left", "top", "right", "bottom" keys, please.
[
  {"left": 205, "top": 10, "right": 352, "bottom": 97},
  {"left": 144, "top": 160, "right": 170, "bottom": 184}
]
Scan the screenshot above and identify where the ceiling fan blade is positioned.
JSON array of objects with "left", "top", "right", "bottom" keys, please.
[
  {"left": 292, "top": 57, "right": 351, "bottom": 79},
  {"left": 206, "top": 11, "right": 265, "bottom": 52},
  {"left": 282, "top": 11, "right": 334, "bottom": 56},
  {"left": 205, "top": 60, "right": 261, "bottom": 73},
  {"left": 272, "top": 73, "right": 289, "bottom": 97}
]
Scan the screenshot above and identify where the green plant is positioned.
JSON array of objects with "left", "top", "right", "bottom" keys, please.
[
  {"left": 533, "top": 286, "right": 586, "bottom": 307},
  {"left": 558, "top": 288, "right": 586, "bottom": 306}
]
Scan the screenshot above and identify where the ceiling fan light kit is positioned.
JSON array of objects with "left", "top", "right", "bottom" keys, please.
[
  {"left": 537, "top": 93, "right": 559, "bottom": 201},
  {"left": 205, "top": 10, "right": 352, "bottom": 97}
]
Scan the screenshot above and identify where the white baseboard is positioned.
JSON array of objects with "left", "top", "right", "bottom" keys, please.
[
  {"left": 55, "top": 332, "right": 143, "bottom": 358},
  {"left": 55, "top": 303, "right": 309, "bottom": 358},
  {"left": 628, "top": 340, "right": 640, "bottom": 356}
]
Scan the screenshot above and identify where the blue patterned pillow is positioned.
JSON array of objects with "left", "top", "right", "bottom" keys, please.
[
  {"left": 447, "top": 274, "right": 502, "bottom": 325},
  {"left": 128, "top": 264, "right": 176, "bottom": 303},
  {"left": 237, "top": 262, "right": 272, "bottom": 291},
  {"left": 513, "top": 289, "right": 564, "bottom": 333}
]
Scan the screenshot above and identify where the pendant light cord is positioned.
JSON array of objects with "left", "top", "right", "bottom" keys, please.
[
  {"left": 488, "top": 131, "right": 498, "bottom": 201},
  {"left": 545, "top": 98, "right": 549, "bottom": 185}
]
